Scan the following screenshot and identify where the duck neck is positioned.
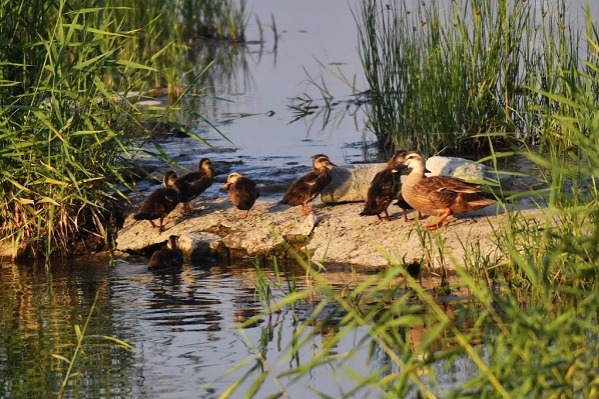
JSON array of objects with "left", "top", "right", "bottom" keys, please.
[{"left": 404, "top": 163, "right": 426, "bottom": 186}]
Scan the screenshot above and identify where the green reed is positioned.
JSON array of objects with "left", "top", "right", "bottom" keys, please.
[
  {"left": 179, "top": 0, "right": 247, "bottom": 42},
  {"left": 355, "top": 0, "right": 586, "bottom": 157}
]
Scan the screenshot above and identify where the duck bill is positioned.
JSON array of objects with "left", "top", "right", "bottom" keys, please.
[
  {"left": 393, "top": 164, "right": 410, "bottom": 174},
  {"left": 220, "top": 182, "right": 230, "bottom": 191}
]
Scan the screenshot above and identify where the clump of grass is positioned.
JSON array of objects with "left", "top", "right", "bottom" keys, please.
[
  {"left": 0, "top": 0, "right": 249, "bottom": 260},
  {"left": 0, "top": 2, "right": 174, "bottom": 260},
  {"left": 354, "top": 0, "right": 584, "bottom": 157}
]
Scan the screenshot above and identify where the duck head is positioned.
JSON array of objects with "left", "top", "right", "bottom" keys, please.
[
  {"left": 387, "top": 150, "right": 408, "bottom": 168},
  {"left": 163, "top": 170, "right": 179, "bottom": 188},
  {"left": 221, "top": 171, "right": 243, "bottom": 191},
  {"left": 312, "top": 154, "right": 336, "bottom": 171},
  {"left": 199, "top": 158, "right": 214, "bottom": 176},
  {"left": 403, "top": 152, "right": 427, "bottom": 173},
  {"left": 167, "top": 234, "right": 179, "bottom": 251}
]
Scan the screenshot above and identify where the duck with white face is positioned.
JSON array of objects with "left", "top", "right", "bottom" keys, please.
[
  {"left": 221, "top": 171, "right": 260, "bottom": 219},
  {"left": 400, "top": 152, "right": 496, "bottom": 230},
  {"left": 280, "top": 154, "right": 336, "bottom": 215}
]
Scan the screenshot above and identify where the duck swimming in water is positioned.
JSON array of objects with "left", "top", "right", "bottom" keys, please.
[
  {"left": 221, "top": 171, "right": 260, "bottom": 219},
  {"left": 148, "top": 235, "right": 184, "bottom": 270},
  {"left": 280, "top": 154, "right": 336, "bottom": 215},
  {"left": 360, "top": 150, "right": 408, "bottom": 221},
  {"left": 174, "top": 158, "right": 214, "bottom": 214},
  {"left": 134, "top": 171, "right": 180, "bottom": 233},
  {"left": 400, "top": 152, "right": 496, "bottom": 230}
]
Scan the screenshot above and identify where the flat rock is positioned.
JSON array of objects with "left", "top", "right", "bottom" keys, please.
[{"left": 116, "top": 192, "right": 542, "bottom": 271}]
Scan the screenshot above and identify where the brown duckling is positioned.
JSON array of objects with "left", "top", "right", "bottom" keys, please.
[
  {"left": 221, "top": 172, "right": 260, "bottom": 219},
  {"left": 148, "top": 235, "right": 183, "bottom": 270},
  {"left": 401, "top": 152, "right": 496, "bottom": 230},
  {"left": 280, "top": 154, "right": 336, "bottom": 215},
  {"left": 174, "top": 158, "right": 214, "bottom": 214},
  {"left": 360, "top": 150, "right": 408, "bottom": 221},
  {"left": 134, "top": 171, "right": 180, "bottom": 233}
]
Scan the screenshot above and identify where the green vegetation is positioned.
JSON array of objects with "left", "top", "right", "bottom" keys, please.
[
  {"left": 0, "top": 0, "right": 246, "bottom": 261},
  {"left": 355, "top": 0, "right": 594, "bottom": 157}
]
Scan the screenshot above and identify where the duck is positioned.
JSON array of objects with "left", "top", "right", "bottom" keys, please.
[
  {"left": 134, "top": 170, "right": 180, "bottom": 233},
  {"left": 280, "top": 154, "right": 336, "bottom": 215},
  {"left": 221, "top": 171, "right": 260, "bottom": 219},
  {"left": 148, "top": 235, "right": 183, "bottom": 270},
  {"left": 401, "top": 152, "right": 496, "bottom": 230},
  {"left": 174, "top": 158, "right": 214, "bottom": 214},
  {"left": 360, "top": 150, "right": 408, "bottom": 221}
]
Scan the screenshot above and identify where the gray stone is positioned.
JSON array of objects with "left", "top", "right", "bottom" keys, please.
[
  {"left": 425, "top": 156, "right": 504, "bottom": 184},
  {"left": 320, "top": 163, "right": 386, "bottom": 204},
  {"left": 320, "top": 157, "right": 507, "bottom": 205}
]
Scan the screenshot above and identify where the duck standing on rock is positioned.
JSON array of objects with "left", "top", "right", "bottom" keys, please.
[
  {"left": 148, "top": 235, "right": 184, "bottom": 270},
  {"left": 281, "top": 154, "right": 336, "bottom": 215},
  {"left": 401, "top": 152, "right": 496, "bottom": 230},
  {"left": 175, "top": 158, "right": 214, "bottom": 214},
  {"left": 221, "top": 171, "right": 260, "bottom": 219},
  {"left": 134, "top": 171, "right": 180, "bottom": 233},
  {"left": 360, "top": 150, "right": 408, "bottom": 221}
]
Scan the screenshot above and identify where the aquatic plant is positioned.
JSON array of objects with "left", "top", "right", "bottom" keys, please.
[{"left": 354, "top": 0, "right": 587, "bottom": 157}]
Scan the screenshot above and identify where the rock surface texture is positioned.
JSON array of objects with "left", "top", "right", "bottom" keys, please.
[{"left": 116, "top": 157, "right": 541, "bottom": 271}]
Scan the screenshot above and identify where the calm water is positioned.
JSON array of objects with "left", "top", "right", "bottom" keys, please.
[
  {"left": 0, "top": 257, "right": 482, "bottom": 398},
  {"left": 1, "top": 0, "right": 596, "bottom": 398}
]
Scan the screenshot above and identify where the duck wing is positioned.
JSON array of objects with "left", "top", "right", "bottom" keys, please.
[
  {"left": 281, "top": 171, "right": 329, "bottom": 205},
  {"left": 175, "top": 172, "right": 213, "bottom": 202}
]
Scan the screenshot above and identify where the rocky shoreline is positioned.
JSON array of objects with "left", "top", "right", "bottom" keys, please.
[{"left": 115, "top": 156, "right": 544, "bottom": 271}]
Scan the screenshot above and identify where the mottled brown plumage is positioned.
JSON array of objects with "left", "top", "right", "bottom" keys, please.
[
  {"left": 134, "top": 171, "right": 180, "bottom": 233},
  {"left": 148, "top": 235, "right": 183, "bottom": 270},
  {"left": 401, "top": 152, "right": 496, "bottom": 230},
  {"left": 281, "top": 154, "right": 336, "bottom": 215},
  {"left": 221, "top": 172, "right": 260, "bottom": 219},
  {"left": 174, "top": 158, "right": 214, "bottom": 214},
  {"left": 360, "top": 150, "right": 408, "bottom": 221}
]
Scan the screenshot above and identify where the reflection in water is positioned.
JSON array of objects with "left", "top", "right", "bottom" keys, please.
[{"left": 0, "top": 255, "right": 488, "bottom": 398}]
